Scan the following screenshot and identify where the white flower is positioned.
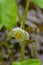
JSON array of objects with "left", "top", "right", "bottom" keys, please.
[{"left": 12, "top": 27, "right": 29, "bottom": 41}]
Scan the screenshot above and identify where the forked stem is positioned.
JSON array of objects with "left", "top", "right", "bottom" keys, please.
[
  {"left": 21, "top": 0, "right": 30, "bottom": 29},
  {"left": 15, "top": 0, "right": 30, "bottom": 61},
  {"left": 21, "top": 0, "right": 30, "bottom": 61}
]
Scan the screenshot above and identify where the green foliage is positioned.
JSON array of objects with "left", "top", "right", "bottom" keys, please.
[
  {"left": 0, "top": 0, "right": 17, "bottom": 30},
  {"left": 12, "top": 62, "right": 20, "bottom": 65},
  {"left": 32, "top": 0, "right": 43, "bottom": 9},
  {"left": 12, "top": 59, "right": 40, "bottom": 65}
]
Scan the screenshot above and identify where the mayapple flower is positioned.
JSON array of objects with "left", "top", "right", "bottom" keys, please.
[{"left": 12, "top": 27, "right": 29, "bottom": 42}]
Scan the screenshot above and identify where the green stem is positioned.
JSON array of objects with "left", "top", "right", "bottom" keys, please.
[
  {"left": 32, "top": 28, "right": 37, "bottom": 58},
  {"left": 21, "top": 0, "right": 30, "bottom": 28},
  {"left": 16, "top": 0, "right": 22, "bottom": 22},
  {"left": 21, "top": 41, "right": 25, "bottom": 61},
  {"left": 21, "top": 0, "right": 30, "bottom": 61}
]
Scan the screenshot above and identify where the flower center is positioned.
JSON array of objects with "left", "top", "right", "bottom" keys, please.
[{"left": 15, "top": 31, "right": 23, "bottom": 39}]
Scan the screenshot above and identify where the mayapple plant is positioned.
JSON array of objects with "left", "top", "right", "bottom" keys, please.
[
  {"left": 0, "top": 0, "right": 43, "bottom": 65},
  {"left": 11, "top": 27, "right": 29, "bottom": 61}
]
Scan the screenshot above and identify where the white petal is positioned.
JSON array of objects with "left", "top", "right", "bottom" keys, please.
[
  {"left": 24, "top": 30, "right": 29, "bottom": 40},
  {"left": 12, "top": 27, "right": 23, "bottom": 32},
  {"left": 12, "top": 27, "right": 29, "bottom": 41}
]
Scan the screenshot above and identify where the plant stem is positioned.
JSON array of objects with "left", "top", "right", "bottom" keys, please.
[
  {"left": 21, "top": 0, "right": 30, "bottom": 61},
  {"left": 21, "top": 0, "right": 30, "bottom": 29},
  {"left": 21, "top": 41, "right": 25, "bottom": 61},
  {"left": 32, "top": 28, "right": 37, "bottom": 58},
  {"left": 16, "top": 0, "right": 21, "bottom": 22}
]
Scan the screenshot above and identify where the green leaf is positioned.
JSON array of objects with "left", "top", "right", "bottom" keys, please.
[
  {"left": 32, "top": 0, "right": 43, "bottom": 9},
  {"left": 12, "top": 62, "right": 21, "bottom": 65},
  {"left": 0, "top": 0, "right": 17, "bottom": 30},
  {"left": 12, "top": 59, "right": 40, "bottom": 65},
  {"left": 22, "top": 59, "right": 40, "bottom": 65}
]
